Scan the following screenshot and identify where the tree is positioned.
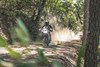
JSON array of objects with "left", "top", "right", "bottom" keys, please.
[
  {"left": 84, "top": 0, "right": 100, "bottom": 67},
  {"left": 82, "top": 0, "right": 89, "bottom": 44},
  {"left": 43, "top": 0, "right": 83, "bottom": 31},
  {"left": 0, "top": 0, "right": 47, "bottom": 42},
  {"left": 30, "top": 0, "right": 47, "bottom": 40}
]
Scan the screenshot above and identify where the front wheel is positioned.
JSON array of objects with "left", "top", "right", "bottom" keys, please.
[{"left": 43, "top": 34, "right": 51, "bottom": 46}]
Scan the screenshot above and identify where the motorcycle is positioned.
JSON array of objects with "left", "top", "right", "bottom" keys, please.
[{"left": 41, "top": 26, "right": 51, "bottom": 46}]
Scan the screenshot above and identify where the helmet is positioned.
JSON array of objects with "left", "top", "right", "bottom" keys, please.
[{"left": 45, "top": 21, "right": 49, "bottom": 25}]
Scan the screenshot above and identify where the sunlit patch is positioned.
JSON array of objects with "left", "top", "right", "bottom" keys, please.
[
  {"left": 61, "top": 0, "right": 66, "bottom": 3},
  {"left": 51, "top": 28, "right": 82, "bottom": 44},
  {"left": 0, "top": 28, "right": 7, "bottom": 40},
  {"left": 0, "top": 47, "right": 9, "bottom": 54},
  {"left": 56, "top": 31, "right": 68, "bottom": 42}
]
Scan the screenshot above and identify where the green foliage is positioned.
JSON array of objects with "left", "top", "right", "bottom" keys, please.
[
  {"left": 52, "top": 61, "right": 63, "bottom": 67},
  {"left": 0, "top": 35, "right": 8, "bottom": 47},
  {"left": 36, "top": 48, "right": 63, "bottom": 67},
  {"left": 43, "top": 0, "right": 83, "bottom": 31},
  {"left": 76, "top": 44, "right": 85, "bottom": 67},
  {"left": 0, "top": 0, "right": 83, "bottom": 42},
  {"left": 0, "top": 35, "right": 21, "bottom": 59},
  {"left": 17, "top": 63, "right": 36, "bottom": 67},
  {"left": 0, "top": 0, "right": 46, "bottom": 41},
  {"left": 7, "top": 47, "right": 22, "bottom": 59},
  {"left": 13, "top": 18, "right": 30, "bottom": 45},
  {"left": 0, "top": 60, "right": 14, "bottom": 67},
  {"left": 36, "top": 48, "right": 49, "bottom": 65}
]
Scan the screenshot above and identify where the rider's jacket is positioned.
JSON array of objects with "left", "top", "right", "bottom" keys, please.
[{"left": 41, "top": 25, "right": 53, "bottom": 34}]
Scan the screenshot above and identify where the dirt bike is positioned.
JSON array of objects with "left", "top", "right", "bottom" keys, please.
[
  {"left": 43, "top": 33, "right": 51, "bottom": 46},
  {"left": 41, "top": 26, "right": 52, "bottom": 46}
]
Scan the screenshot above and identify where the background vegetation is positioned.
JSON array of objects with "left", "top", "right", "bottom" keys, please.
[{"left": 0, "top": 0, "right": 83, "bottom": 43}]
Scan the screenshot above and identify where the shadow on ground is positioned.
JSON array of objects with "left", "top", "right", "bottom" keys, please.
[{"left": 0, "top": 40, "right": 81, "bottom": 67}]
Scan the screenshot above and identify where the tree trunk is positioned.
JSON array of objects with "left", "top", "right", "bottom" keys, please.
[
  {"left": 0, "top": 12, "right": 12, "bottom": 44},
  {"left": 84, "top": 0, "right": 100, "bottom": 67},
  {"left": 82, "top": 0, "right": 89, "bottom": 45},
  {"left": 29, "top": 0, "right": 47, "bottom": 40}
]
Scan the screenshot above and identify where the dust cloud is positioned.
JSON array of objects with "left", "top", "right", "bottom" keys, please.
[{"left": 51, "top": 25, "right": 82, "bottom": 44}]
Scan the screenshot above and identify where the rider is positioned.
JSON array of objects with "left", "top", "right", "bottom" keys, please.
[{"left": 41, "top": 21, "right": 53, "bottom": 42}]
